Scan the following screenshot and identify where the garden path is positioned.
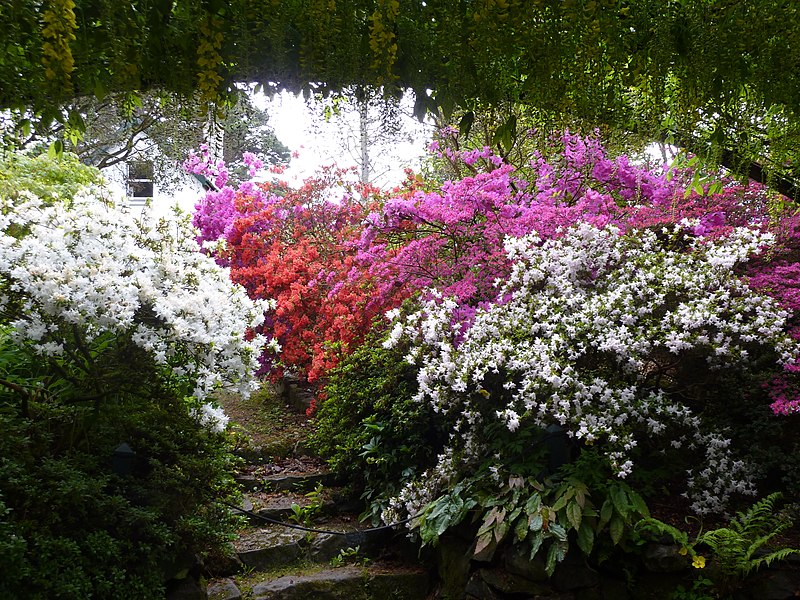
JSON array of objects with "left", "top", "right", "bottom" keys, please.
[{"left": 205, "top": 383, "right": 432, "bottom": 599}]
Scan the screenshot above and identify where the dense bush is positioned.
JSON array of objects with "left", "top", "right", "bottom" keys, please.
[
  {"left": 186, "top": 148, "right": 409, "bottom": 385},
  {"left": 383, "top": 224, "right": 795, "bottom": 518},
  {"left": 0, "top": 151, "right": 104, "bottom": 204},
  {"left": 0, "top": 164, "right": 268, "bottom": 598},
  {"left": 309, "top": 327, "right": 446, "bottom": 523}
]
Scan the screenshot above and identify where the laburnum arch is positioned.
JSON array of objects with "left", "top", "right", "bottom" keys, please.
[{"left": 4, "top": 0, "right": 800, "bottom": 196}]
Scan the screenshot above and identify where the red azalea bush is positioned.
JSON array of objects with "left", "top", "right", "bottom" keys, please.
[
  {"left": 186, "top": 153, "right": 411, "bottom": 386},
  {"left": 225, "top": 173, "right": 406, "bottom": 385}
]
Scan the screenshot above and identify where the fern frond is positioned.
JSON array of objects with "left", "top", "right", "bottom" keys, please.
[
  {"left": 745, "top": 548, "right": 800, "bottom": 577},
  {"left": 732, "top": 492, "right": 781, "bottom": 539},
  {"left": 635, "top": 517, "right": 689, "bottom": 546},
  {"left": 743, "top": 523, "right": 791, "bottom": 562}
]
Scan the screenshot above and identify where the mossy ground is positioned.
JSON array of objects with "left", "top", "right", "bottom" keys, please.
[{"left": 219, "top": 384, "right": 313, "bottom": 460}]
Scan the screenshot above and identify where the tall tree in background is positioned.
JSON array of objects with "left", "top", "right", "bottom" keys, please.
[
  {"left": 308, "top": 86, "right": 425, "bottom": 187},
  {"left": 3, "top": 91, "right": 289, "bottom": 189}
]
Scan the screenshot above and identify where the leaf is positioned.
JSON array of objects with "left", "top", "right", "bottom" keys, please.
[
  {"left": 545, "top": 540, "right": 568, "bottom": 576},
  {"left": 598, "top": 499, "right": 613, "bottom": 530},
  {"left": 525, "top": 493, "right": 542, "bottom": 515},
  {"left": 552, "top": 494, "right": 569, "bottom": 513},
  {"left": 545, "top": 543, "right": 559, "bottom": 576},
  {"left": 576, "top": 522, "right": 594, "bottom": 555},
  {"left": 17, "top": 119, "right": 30, "bottom": 138},
  {"left": 494, "top": 517, "right": 510, "bottom": 543},
  {"left": 474, "top": 531, "right": 494, "bottom": 557},
  {"left": 94, "top": 78, "right": 107, "bottom": 100},
  {"left": 529, "top": 513, "right": 543, "bottom": 532},
  {"left": 492, "top": 114, "right": 517, "bottom": 154},
  {"left": 529, "top": 531, "right": 545, "bottom": 560},
  {"left": 628, "top": 490, "right": 650, "bottom": 517},
  {"left": 609, "top": 485, "right": 629, "bottom": 519},
  {"left": 567, "top": 501, "right": 582, "bottom": 531},
  {"left": 508, "top": 475, "right": 524, "bottom": 490},
  {"left": 458, "top": 111, "right": 475, "bottom": 139},
  {"left": 609, "top": 515, "right": 625, "bottom": 546},
  {"left": 47, "top": 139, "right": 63, "bottom": 158},
  {"left": 574, "top": 486, "right": 586, "bottom": 509},
  {"left": 478, "top": 507, "right": 500, "bottom": 536},
  {"left": 549, "top": 522, "right": 568, "bottom": 542},
  {"left": 515, "top": 514, "right": 529, "bottom": 541}
]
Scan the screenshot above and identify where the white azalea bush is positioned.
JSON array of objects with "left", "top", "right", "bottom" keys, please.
[
  {"left": 0, "top": 157, "right": 275, "bottom": 598},
  {"left": 0, "top": 189, "right": 274, "bottom": 423},
  {"left": 383, "top": 223, "right": 799, "bottom": 529}
]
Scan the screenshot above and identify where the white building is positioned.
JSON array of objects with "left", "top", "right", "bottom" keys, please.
[{"left": 99, "top": 141, "right": 209, "bottom": 220}]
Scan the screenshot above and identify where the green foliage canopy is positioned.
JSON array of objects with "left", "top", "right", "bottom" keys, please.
[{"left": 4, "top": 0, "right": 800, "bottom": 187}]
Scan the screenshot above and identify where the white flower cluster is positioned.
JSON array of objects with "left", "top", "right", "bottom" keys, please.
[
  {"left": 0, "top": 189, "right": 275, "bottom": 423},
  {"left": 192, "top": 402, "right": 231, "bottom": 434},
  {"left": 387, "top": 223, "right": 795, "bottom": 514}
]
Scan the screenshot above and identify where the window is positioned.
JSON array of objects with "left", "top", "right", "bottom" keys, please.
[{"left": 127, "top": 161, "right": 154, "bottom": 206}]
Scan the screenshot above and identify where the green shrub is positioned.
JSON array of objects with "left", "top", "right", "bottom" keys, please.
[
  {"left": 0, "top": 337, "right": 243, "bottom": 599},
  {"left": 310, "top": 330, "right": 446, "bottom": 523},
  {"left": 0, "top": 151, "right": 104, "bottom": 205}
]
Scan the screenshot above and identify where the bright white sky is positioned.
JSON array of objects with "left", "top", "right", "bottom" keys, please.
[
  {"left": 164, "top": 90, "right": 431, "bottom": 217},
  {"left": 254, "top": 90, "right": 433, "bottom": 188}
]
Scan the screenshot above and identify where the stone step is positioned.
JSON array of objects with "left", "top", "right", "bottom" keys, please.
[
  {"left": 272, "top": 374, "right": 316, "bottom": 414},
  {"left": 249, "top": 563, "right": 432, "bottom": 600},
  {"left": 235, "top": 471, "right": 339, "bottom": 493},
  {"left": 208, "top": 578, "right": 243, "bottom": 600},
  {"left": 238, "top": 490, "right": 336, "bottom": 522},
  {"left": 233, "top": 520, "right": 396, "bottom": 572}
]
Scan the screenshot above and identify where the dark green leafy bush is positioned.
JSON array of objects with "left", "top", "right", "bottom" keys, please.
[
  {"left": 0, "top": 336, "right": 242, "bottom": 599},
  {"left": 310, "top": 330, "right": 446, "bottom": 523}
]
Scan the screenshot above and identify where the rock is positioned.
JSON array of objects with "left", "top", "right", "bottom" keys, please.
[
  {"left": 252, "top": 566, "right": 366, "bottom": 600},
  {"left": 205, "top": 546, "right": 244, "bottom": 578},
  {"left": 235, "top": 495, "right": 255, "bottom": 513},
  {"left": 265, "top": 472, "right": 337, "bottom": 492},
  {"left": 477, "top": 566, "right": 550, "bottom": 595},
  {"left": 503, "top": 543, "right": 548, "bottom": 582},
  {"left": 235, "top": 527, "right": 308, "bottom": 570},
  {"left": 309, "top": 532, "right": 356, "bottom": 562},
  {"left": 641, "top": 543, "right": 689, "bottom": 573},
  {"left": 743, "top": 567, "right": 800, "bottom": 600},
  {"left": 207, "top": 578, "right": 242, "bottom": 600},
  {"left": 465, "top": 571, "right": 502, "bottom": 600},
  {"left": 166, "top": 576, "right": 207, "bottom": 600},
  {"left": 633, "top": 571, "right": 696, "bottom": 599},
  {"left": 380, "top": 531, "right": 427, "bottom": 564},
  {"left": 437, "top": 534, "right": 473, "bottom": 599},
  {"left": 552, "top": 556, "right": 599, "bottom": 592},
  {"left": 280, "top": 374, "right": 315, "bottom": 414},
  {"left": 251, "top": 565, "right": 430, "bottom": 600},
  {"left": 365, "top": 566, "right": 431, "bottom": 600},
  {"left": 596, "top": 577, "right": 629, "bottom": 600},
  {"left": 251, "top": 494, "right": 336, "bottom": 522}
]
